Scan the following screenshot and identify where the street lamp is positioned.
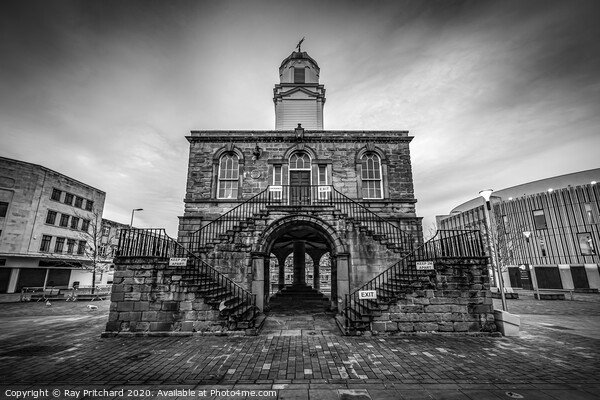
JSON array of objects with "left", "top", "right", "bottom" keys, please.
[
  {"left": 130, "top": 208, "right": 143, "bottom": 228},
  {"left": 479, "top": 189, "right": 508, "bottom": 311},
  {"left": 522, "top": 231, "right": 540, "bottom": 300}
]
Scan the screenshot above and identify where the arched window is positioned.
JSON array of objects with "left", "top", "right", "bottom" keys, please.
[
  {"left": 360, "top": 153, "right": 382, "bottom": 199},
  {"left": 289, "top": 152, "right": 311, "bottom": 170},
  {"left": 217, "top": 154, "right": 239, "bottom": 199}
]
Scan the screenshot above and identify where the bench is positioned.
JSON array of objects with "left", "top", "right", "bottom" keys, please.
[
  {"left": 21, "top": 287, "right": 64, "bottom": 302},
  {"left": 69, "top": 286, "right": 111, "bottom": 301},
  {"left": 534, "top": 288, "right": 573, "bottom": 300}
]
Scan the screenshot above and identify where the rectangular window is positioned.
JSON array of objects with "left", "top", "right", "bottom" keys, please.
[
  {"left": 40, "top": 235, "right": 52, "bottom": 252},
  {"left": 70, "top": 216, "right": 79, "bottom": 230},
  {"left": 102, "top": 226, "right": 110, "bottom": 236},
  {"left": 81, "top": 219, "right": 90, "bottom": 232},
  {"left": 63, "top": 193, "right": 74, "bottom": 205},
  {"left": 74, "top": 196, "right": 83, "bottom": 208},
  {"left": 54, "top": 237, "right": 65, "bottom": 253},
  {"left": 85, "top": 200, "right": 94, "bottom": 211},
  {"left": 66, "top": 239, "right": 76, "bottom": 254},
  {"left": 584, "top": 203, "right": 595, "bottom": 224},
  {"left": 99, "top": 245, "right": 107, "bottom": 257},
  {"left": 59, "top": 214, "right": 70, "bottom": 227},
  {"left": 77, "top": 240, "right": 86, "bottom": 255},
  {"left": 294, "top": 67, "right": 305, "bottom": 84},
  {"left": 51, "top": 188, "right": 62, "bottom": 201},
  {"left": 46, "top": 210, "right": 57, "bottom": 225},
  {"left": 0, "top": 201, "right": 8, "bottom": 218},
  {"left": 532, "top": 210, "right": 547, "bottom": 230},
  {"left": 578, "top": 233, "right": 596, "bottom": 256}
]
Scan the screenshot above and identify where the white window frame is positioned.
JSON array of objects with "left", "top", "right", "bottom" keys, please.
[
  {"left": 360, "top": 153, "right": 383, "bottom": 199},
  {"left": 217, "top": 153, "right": 239, "bottom": 199}
]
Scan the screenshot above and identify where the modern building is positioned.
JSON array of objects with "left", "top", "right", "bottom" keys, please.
[
  {"left": 437, "top": 169, "right": 600, "bottom": 291},
  {"left": 0, "top": 156, "right": 108, "bottom": 295}
]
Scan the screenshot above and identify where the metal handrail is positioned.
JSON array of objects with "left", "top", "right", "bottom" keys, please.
[
  {"left": 117, "top": 228, "right": 256, "bottom": 325},
  {"left": 187, "top": 184, "right": 414, "bottom": 254},
  {"left": 344, "top": 229, "right": 484, "bottom": 332}
]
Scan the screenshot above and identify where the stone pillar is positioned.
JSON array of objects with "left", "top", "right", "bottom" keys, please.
[
  {"left": 251, "top": 252, "right": 266, "bottom": 311},
  {"left": 293, "top": 241, "right": 306, "bottom": 285},
  {"left": 308, "top": 253, "right": 322, "bottom": 290},
  {"left": 277, "top": 255, "right": 287, "bottom": 290},
  {"left": 336, "top": 253, "right": 350, "bottom": 313}
]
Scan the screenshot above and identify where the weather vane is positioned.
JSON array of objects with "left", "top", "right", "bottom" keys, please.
[{"left": 296, "top": 37, "right": 305, "bottom": 52}]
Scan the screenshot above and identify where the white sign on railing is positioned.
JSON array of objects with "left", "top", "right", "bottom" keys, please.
[
  {"left": 358, "top": 290, "right": 377, "bottom": 299},
  {"left": 416, "top": 261, "right": 435, "bottom": 270},
  {"left": 318, "top": 186, "right": 331, "bottom": 193},
  {"left": 169, "top": 257, "right": 188, "bottom": 267}
]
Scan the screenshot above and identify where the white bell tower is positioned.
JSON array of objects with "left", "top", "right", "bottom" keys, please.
[{"left": 273, "top": 41, "right": 326, "bottom": 130}]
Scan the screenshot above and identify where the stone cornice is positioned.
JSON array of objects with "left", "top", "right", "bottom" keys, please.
[{"left": 186, "top": 130, "right": 413, "bottom": 144}]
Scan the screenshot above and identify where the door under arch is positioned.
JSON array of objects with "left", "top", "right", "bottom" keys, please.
[{"left": 252, "top": 216, "right": 350, "bottom": 313}]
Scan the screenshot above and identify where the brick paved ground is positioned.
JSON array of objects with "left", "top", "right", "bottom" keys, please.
[{"left": 0, "top": 292, "right": 599, "bottom": 399}]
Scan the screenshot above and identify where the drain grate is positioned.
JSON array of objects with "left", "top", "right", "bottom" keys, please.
[
  {"left": 127, "top": 351, "right": 152, "bottom": 361},
  {"left": 505, "top": 392, "right": 524, "bottom": 399}
]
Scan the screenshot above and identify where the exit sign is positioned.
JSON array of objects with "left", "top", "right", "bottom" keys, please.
[{"left": 358, "top": 290, "right": 377, "bottom": 300}]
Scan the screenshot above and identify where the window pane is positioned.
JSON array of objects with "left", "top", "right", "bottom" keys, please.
[
  {"left": 294, "top": 67, "right": 305, "bottom": 84},
  {"left": 85, "top": 200, "right": 93, "bottom": 211},
  {"left": 60, "top": 214, "right": 70, "bottom": 227},
  {"left": 532, "top": 210, "right": 547, "bottom": 230},
  {"left": 46, "top": 210, "right": 57, "bottom": 224},
  {"left": 70, "top": 217, "right": 79, "bottom": 229},
  {"left": 40, "top": 235, "right": 52, "bottom": 252},
  {"left": 64, "top": 193, "right": 73, "bottom": 205},
  {"left": 360, "top": 153, "right": 382, "bottom": 199},
  {"left": 74, "top": 197, "right": 83, "bottom": 208},
  {"left": 51, "top": 189, "right": 62, "bottom": 201},
  {"left": 54, "top": 237, "right": 65, "bottom": 253},
  {"left": 578, "top": 233, "right": 596, "bottom": 255}
]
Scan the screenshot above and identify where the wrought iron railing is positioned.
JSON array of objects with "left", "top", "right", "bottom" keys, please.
[
  {"left": 343, "top": 229, "right": 484, "bottom": 332},
  {"left": 187, "top": 185, "right": 414, "bottom": 254},
  {"left": 117, "top": 228, "right": 256, "bottom": 325}
]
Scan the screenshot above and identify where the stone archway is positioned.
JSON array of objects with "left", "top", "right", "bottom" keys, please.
[{"left": 252, "top": 215, "right": 349, "bottom": 313}]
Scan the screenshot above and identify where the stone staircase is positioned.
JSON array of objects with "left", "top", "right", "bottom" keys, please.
[
  {"left": 339, "top": 230, "right": 484, "bottom": 335},
  {"left": 117, "top": 228, "right": 258, "bottom": 332}
]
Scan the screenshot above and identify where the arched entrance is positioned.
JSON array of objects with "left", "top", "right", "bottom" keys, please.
[{"left": 252, "top": 215, "right": 349, "bottom": 313}]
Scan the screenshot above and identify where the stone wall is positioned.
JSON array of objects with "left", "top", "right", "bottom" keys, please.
[
  {"left": 104, "top": 257, "right": 226, "bottom": 336},
  {"left": 370, "top": 258, "right": 497, "bottom": 334}
]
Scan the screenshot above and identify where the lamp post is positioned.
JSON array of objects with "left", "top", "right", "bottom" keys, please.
[
  {"left": 130, "top": 208, "right": 143, "bottom": 228},
  {"left": 479, "top": 189, "right": 508, "bottom": 311}
]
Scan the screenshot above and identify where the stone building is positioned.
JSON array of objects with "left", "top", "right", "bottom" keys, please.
[
  {"left": 177, "top": 49, "right": 423, "bottom": 312},
  {"left": 107, "top": 48, "right": 496, "bottom": 336},
  {"left": 0, "top": 156, "right": 107, "bottom": 296}
]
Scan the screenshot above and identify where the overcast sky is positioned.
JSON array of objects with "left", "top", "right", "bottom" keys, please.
[{"left": 1, "top": 0, "right": 599, "bottom": 237}]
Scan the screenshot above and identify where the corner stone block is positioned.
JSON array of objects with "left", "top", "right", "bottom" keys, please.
[
  {"left": 132, "top": 322, "right": 150, "bottom": 332},
  {"left": 150, "top": 322, "right": 173, "bottom": 332},
  {"left": 397, "top": 323, "right": 415, "bottom": 332},
  {"left": 414, "top": 322, "right": 438, "bottom": 332},
  {"left": 117, "top": 302, "right": 135, "bottom": 312},
  {"left": 142, "top": 311, "right": 158, "bottom": 321},
  {"left": 105, "top": 321, "right": 120, "bottom": 332},
  {"left": 371, "top": 321, "right": 387, "bottom": 332},
  {"left": 111, "top": 292, "right": 124, "bottom": 302},
  {"left": 453, "top": 322, "right": 470, "bottom": 332}
]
